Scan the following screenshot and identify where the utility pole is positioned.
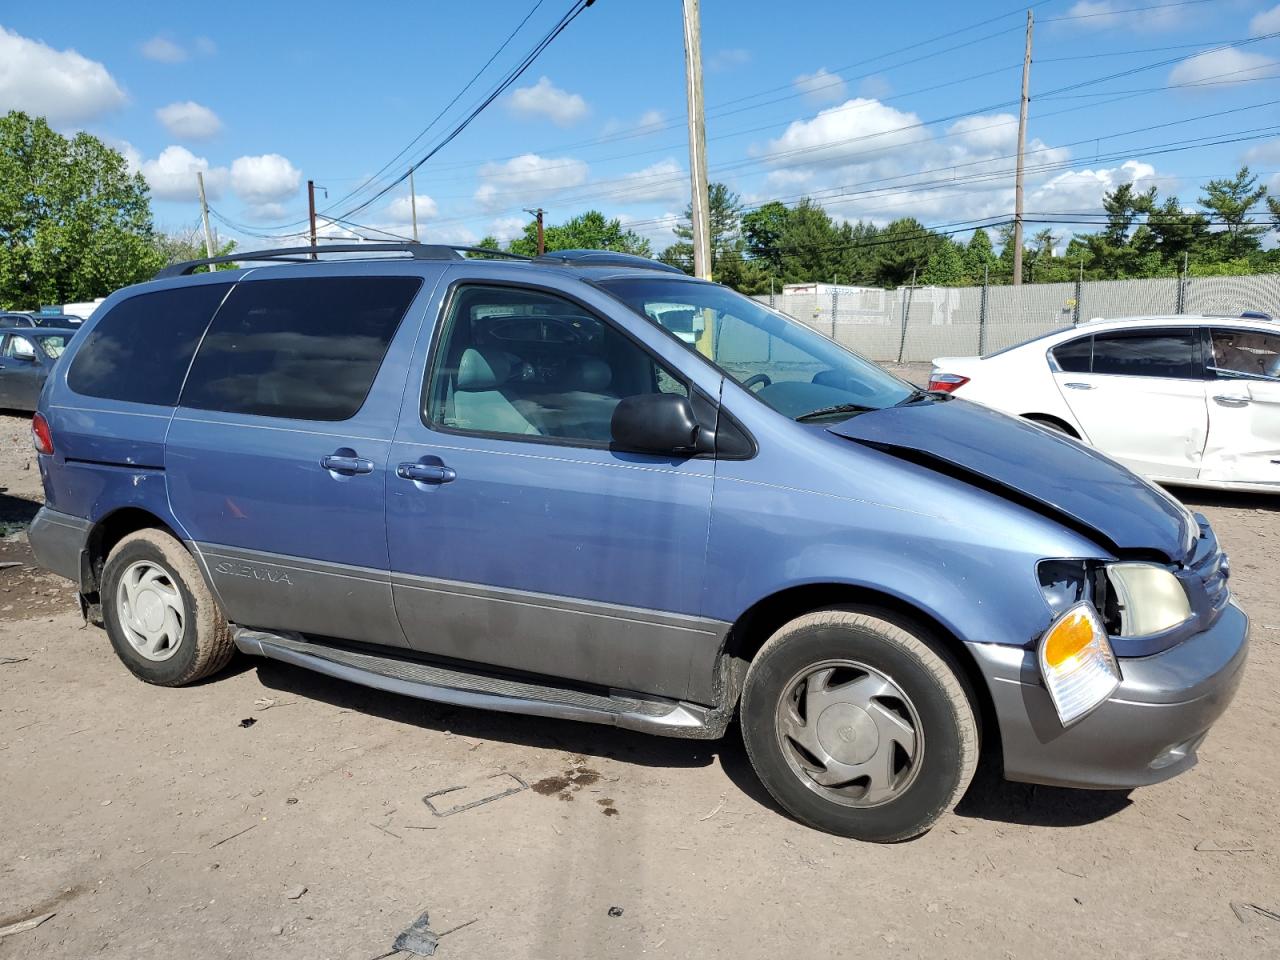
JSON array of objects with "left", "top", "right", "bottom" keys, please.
[
  {"left": 308, "top": 179, "right": 318, "bottom": 259},
  {"left": 524, "top": 208, "right": 545, "bottom": 255},
  {"left": 682, "top": 0, "right": 711, "bottom": 283},
  {"left": 196, "top": 172, "right": 215, "bottom": 259},
  {"left": 1013, "top": 8, "right": 1034, "bottom": 285},
  {"left": 408, "top": 169, "right": 420, "bottom": 242}
]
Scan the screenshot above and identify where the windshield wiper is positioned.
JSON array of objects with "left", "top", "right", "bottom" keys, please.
[
  {"left": 795, "top": 402, "right": 879, "bottom": 422},
  {"left": 895, "top": 388, "right": 932, "bottom": 405}
]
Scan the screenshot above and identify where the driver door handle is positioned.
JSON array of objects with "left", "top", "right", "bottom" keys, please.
[
  {"left": 1063, "top": 382, "right": 1094, "bottom": 390},
  {"left": 1212, "top": 395, "right": 1250, "bottom": 407},
  {"left": 320, "top": 454, "right": 375, "bottom": 474}
]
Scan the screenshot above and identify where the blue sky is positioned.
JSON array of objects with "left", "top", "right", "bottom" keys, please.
[{"left": 2, "top": 0, "right": 1278, "bottom": 254}]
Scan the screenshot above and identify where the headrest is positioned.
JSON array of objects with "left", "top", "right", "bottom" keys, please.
[
  {"left": 457, "top": 348, "right": 513, "bottom": 391},
  {"left": 565, "top": 356, "right": 612, "bottom": 392}
]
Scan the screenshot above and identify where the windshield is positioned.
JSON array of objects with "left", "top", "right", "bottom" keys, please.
[{"left": 599, "top": 277, "right": 914, "bottom": 419}]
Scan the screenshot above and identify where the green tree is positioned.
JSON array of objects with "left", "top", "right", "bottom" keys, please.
[
  {"left": 153, "top": 224, "right": 238, "bottom": 272},
  {"left": 0, "top": 111, "right": 164, "bottom": 308},
  {"left": 964, "top": 228, "right": 997, "bottom": 284},
  {"left": 660, "top": 182, "right": 752, "bottom": 283},
  {"left": 1198, "top": 166, "right": 1268, "bottom": 260},
  {"left": 507, "top": 210, "right": 651, "bottom": 258},
  {"left": 920, "top": 239, "right": 966, "bottom": 285}
]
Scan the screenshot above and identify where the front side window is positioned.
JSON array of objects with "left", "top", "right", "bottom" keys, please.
[
  {"left": 67, "top": 284, "right": 232, "bottom": 406},
  {"left": 181, "top": 276, "right": 421, "bottom": 421},
  {"left": 425, "top": 284, "right": 686, "bottom": 444},
  {"left": 599, "top": 277, "right": 913, "bottom": 420},
  {"left": 5, "top": 335, "right": 36, "bottom": 360},
  {"left": 1090, "top": 329, "right": 1199, "bottom": 379},
  {"left": 1209, "top": 328, "right": 1280, "bottom": 381},
  {"left": 35, "top": 335, "right": 70, "bottom": 359}
]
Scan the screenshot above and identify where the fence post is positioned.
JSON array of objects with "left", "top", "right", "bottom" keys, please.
[
  {"left": 831, "top": 284, "right": 838, "bottom": 340},
  {"left": 897, "top": 270, "right": 916, "bottom": 364},
  {"left": 977, "top": 266, "right": 989, "bottom": 355},
  {"left": 1073, "top": 276, "right": 1083, "bottom": 325}
]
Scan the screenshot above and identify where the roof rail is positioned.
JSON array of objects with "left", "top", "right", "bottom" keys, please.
[
  {"left": 154, "top": 242, "right": 530, "bottom": 279},
  {"left": 531, "top": 249, "right": 686, "bottom": 274}
]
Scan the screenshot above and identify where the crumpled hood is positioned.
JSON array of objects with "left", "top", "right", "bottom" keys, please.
[{"left": 827, "top": 398, "right": 1193, "bottom": 562}]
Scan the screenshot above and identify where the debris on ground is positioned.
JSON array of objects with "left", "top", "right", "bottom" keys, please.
[
  {"left": 285, "top": 885, "right": 307, "bottom": 901},
  {"left": 0, "top": 561, "right": 22, "bottom": 570},
  {"left": 423, "top": 772, "right": 528, "bottom": 818},
  {"left": 209, "top": 823, "right": 258, "bottom": 849},
  {"left": 1230, "top": 901, "right": 1280, "bottom": 924},
  {"left": 0, "top": 912, "right": 55, "bottom": 939},
  {"left": 238, "top": 717, "right": 257, "bottom": 729},
  {"left": 1194, "top": 840, "right": 1253, "bottom": 853},
  {"left": 388, "top": 910, "right": 480, "bottom": 957},
  {"left": 530, "top": 765, "right": 601, "bottom": 802},
  {"left": 0, "top": 656, "right": 29, "bottom": 665},
  {"left": 699, "top": 795, "right": 726, "bottom": 821},
  {"left": 608, "top": 906, "right": 624, "bottom": 918}
]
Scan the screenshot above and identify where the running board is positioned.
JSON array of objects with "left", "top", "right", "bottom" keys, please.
[{"left": 233, "top": 628, "right": 729, "bottom": 740}]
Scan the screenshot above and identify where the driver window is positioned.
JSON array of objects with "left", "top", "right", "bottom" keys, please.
[
  {"left": 424, "top": 285, "right": 687, "bottom": 445},
  {"left": 1210, "top": 329, "right": 1280, "bottom": 381},
  {"left": 6, "top": 335, "right": 36, "bottom": 360}
]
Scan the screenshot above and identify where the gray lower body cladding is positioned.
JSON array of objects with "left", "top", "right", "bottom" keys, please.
[
  {"left": 234, "top": 627, "right": 733, "bottom": 739},
  {"left": 970, "top": 600, "right": 1249, "bottom": 789},
  {"left": 27, "top": 507, "right": 92, "bottom": 588}
]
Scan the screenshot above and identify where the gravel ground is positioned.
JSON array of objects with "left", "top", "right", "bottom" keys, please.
[{"left": 1, "top": 405, "right": 1278, "bottom": 960}]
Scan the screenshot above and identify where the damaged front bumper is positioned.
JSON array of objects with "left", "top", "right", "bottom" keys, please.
[{"left": 971, "top": 600, "right": 1248, "bottom": 789}]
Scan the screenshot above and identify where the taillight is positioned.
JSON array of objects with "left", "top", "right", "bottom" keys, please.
[
  {"left": 927, "top": 373, "right": 970, "bottom": 393},
  {"left": 31, "top": 412, "right": 53, "bottom": 455}
]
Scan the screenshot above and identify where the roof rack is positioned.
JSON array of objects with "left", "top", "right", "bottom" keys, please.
[
  {"left": 154, "top": 242, "right": 530, "bottom": 279},
  {"left": 531, "top": 249, "right": 686, "bottom": 274}
]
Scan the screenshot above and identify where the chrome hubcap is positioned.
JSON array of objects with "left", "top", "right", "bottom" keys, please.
[
  {"left": 775, "top": 659, "right": 923, "bottom": 807},
  {"left": 116, "top": 560, "right": 186, "bottom": 662}
]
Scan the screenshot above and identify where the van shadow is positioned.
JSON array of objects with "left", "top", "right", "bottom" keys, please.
[
  {"left": 1165, "top": 486, "right": 1279, "bottom": 512},
  {"left": 0, "top": 491, "right": 40, "bottom": 526},
  {"left": 248, "top": 657, "right": 1133, "bottom": 830}
]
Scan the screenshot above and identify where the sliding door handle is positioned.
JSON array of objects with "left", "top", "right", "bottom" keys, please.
[{"left": 398, "top": 462, "right": 456, "bottom": 484}]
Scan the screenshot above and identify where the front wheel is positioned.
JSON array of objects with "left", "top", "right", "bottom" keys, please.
[{"left": 740, "top": 609, "right": 978, "bottom": 842}]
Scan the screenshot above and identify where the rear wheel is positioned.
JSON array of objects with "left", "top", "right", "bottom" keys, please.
[
  {"left": 1024, "top": 414, "right": 1076, "bottom": 438},
  {"left": 740, "top": 609, "right": 978, "bottom": 842},
  {"left": 101, "top": 529, "right": 234, "bottom": 686}
]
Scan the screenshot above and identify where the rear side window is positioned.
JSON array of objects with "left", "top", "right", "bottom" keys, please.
[
  {"left": 66, "top": 284, "right": 231, "bottom": 406},
  {"left": 1091, "top": 329, "right": 1198, "bottom": 379},
  {"left": 1051, "top": 336, "right": 1091, "bottom": 373},
  {"left": 180, "top": 276, "right": 421, "bottom": 421}
]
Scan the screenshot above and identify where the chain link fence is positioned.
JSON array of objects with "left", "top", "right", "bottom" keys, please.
[{"left": 754, "top": 274, "right": 1280, "bottom": 363}]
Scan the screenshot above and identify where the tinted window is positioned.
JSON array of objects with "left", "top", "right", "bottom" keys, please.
[
  {"left": 67, "top": 285, "right": 230, "bottom": 405},
  {"left": 1210, "top": 328, "right": 1280, "bottom": 380},
  {"left": 1091, "top": 330, "right": 1198, "bottom": 379},
  {"left": 1052, "top": 336, "right": 1092, "bottom": 373},
  {"left": 4, "top": 334, "right": 36, "bottom": 360},
  {"left": 35, "top": 334, "right": 71, "bottom": 359},
  {"left": 425, "top": 285, "right": 686, "bottom": 444},
  {"left": 181, "top": 276, "right": 420, "bottom": 421}
]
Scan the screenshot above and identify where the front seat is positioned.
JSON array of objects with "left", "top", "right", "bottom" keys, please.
[{"left": 452, "top": 347, "right": 539, "bottom": 436}]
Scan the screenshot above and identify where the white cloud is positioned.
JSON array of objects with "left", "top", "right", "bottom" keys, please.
[
  {"left": 1028, "top": 160, "right": 1162, "bottom": 213},
  {"left": 858, "top": 75, "right": 892, "bottom": 100},
  {"left": 1244, "top": 138, "right": 1280, "bottom": 166},
  {"left": 608, "top": 159, "right": 686, "bottom": 204},
  {"left": 794, "top": 68, "right": 848, "bottom": 106},
  {"left": 386, "top": 193, "right": 439, "bottom": 222},
  {"left": 243, "top": 202, "right": 288, "bottom": 223},
  {"left": 230, "top": 153, "right": 301, "bottom": 204},
  {"left": 489, "top": 216, "right": 528, "bottom": 242},
  {"left": 156, "top": 100, "right": 222, "bottom": 140},
  {"left": 1253, "top": 5, "right": 1280, "bottom": 36},
  {"left": 141, "top": 145, "right": 227, "bottom": 201},
  {"left": 1064, "top": 1, "right": 1189, "bottom": 31},
  {"left": 140, "top": 35, "right": 187, "bottom": 63},
  {"left": 1168, "top": 48, "right": 1278, "bottom": 89},
  {"left": 708, "top": 48, "right": 751, "bottom": 71},
  {"left": 0, "top": 26, "right": 126, "bottom": 124},
  {"left": 507, "top": 76, "right": 588, "bottom": 126},
  {"left": 761, "top": 98, "right": 926, "bottom": 168},
  {"left": 474, "top": 153, "right": 589, "bottom": 211},
  {"left": 618, "top": 211, "right": 683, "bottom": 249},
  {"left": 948, "top": 114, "right": 1019, "bottom": 154}
]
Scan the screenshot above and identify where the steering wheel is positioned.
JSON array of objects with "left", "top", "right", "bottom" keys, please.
[{"left": 740, "top": 373, "right": 772, "bottom": 392}]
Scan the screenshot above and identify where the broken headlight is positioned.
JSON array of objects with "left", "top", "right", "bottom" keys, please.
[{"left": 1038, "top": 559, "right": 1193, "bottom": 639}]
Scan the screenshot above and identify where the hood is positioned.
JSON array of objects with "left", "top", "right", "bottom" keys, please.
[{"left": 827, "top": 398, "right": 1193, "bottom": 562}]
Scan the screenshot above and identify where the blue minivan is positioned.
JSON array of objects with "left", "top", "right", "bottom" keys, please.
[{"left": 28, "top": 244, "right": 1248, "bottom": 842}]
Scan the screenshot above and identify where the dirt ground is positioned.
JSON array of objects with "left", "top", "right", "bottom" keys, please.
[{"left": 2, "top": 396, "right": 1279, "bottom": 960}]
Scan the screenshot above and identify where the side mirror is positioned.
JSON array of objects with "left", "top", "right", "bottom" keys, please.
[{"left": 611, "top": 393, "right": 714, "bottom": 456}]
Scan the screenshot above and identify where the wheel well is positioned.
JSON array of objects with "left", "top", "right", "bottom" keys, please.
[
  {"left": 723, "top": 583, "right": 1000, "bottom": 758},
  {"left": 84, "top": 508, "right": 182, "bottom": 594},
  {"left": 1022, "top": 413, "right": 1079, "bottom": 438}
]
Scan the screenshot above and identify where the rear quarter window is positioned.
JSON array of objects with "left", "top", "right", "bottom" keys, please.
[
  {"left": 66, "top": 284, "right": 232, "bottom": 406},
  {"left": 179, "top": 276, "right": 422, "bottom": 421},
  {"left": 1051, "top": 336, "right": 1092, "bottom": 373}
]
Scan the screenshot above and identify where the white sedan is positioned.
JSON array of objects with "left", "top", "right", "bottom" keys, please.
[{"left": 929, "top": 314, "right": 1280, "bottom": 493}]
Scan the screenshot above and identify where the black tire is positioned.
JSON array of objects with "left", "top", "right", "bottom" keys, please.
[
  {"left": 101, "top": 529, "right": 234, "bottom": 686},
  {"left": 740, "top": 608, "right": 978, "bottom": 842},
  {"left": 1024, "top": 415, "right": 1074, "bottom": 437}
]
